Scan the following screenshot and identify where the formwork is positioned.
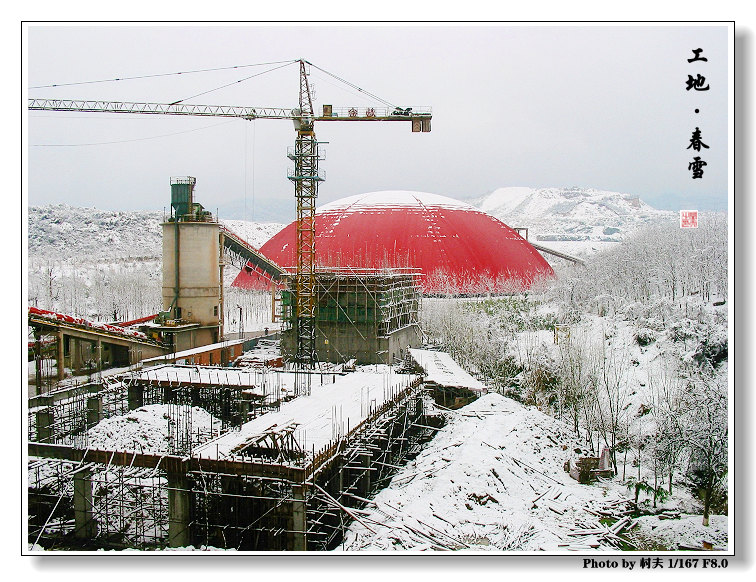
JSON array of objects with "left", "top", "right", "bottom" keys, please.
[
  {"left": 27, "top": 369, "right": 441, "bottom": 551},
  {"left": 280, "top": 268, "right": 422, "bottom": 366}
]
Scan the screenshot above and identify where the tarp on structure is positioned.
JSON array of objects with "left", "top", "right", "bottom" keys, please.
[{"left": 232, "top": 191, "right": 554, "bottom": 295}]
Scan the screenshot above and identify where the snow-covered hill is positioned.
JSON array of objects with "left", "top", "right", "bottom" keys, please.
[
  {"left": 468, "top": 187, "right": 674, "bottom": 246},
  {"left": 27, "top": 204, "right": 285, "bottom": 260},
  {"left": 29, "top": 188, "right": 670, "bottom": 262},
  {"left": 219, "top": 219, "right": 286, "bottom": 249},
  {"left": 27, "top": 205, "right": 286, "bottom": 323},
  {"left": 28, "top": 204, "right": 164, "bottom": 259}
]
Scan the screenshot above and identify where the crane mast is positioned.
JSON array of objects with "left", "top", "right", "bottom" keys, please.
[
  {"left": 290, "top": 60, "right": 321, "bottom": 395},
  {"left": 28, "top": 59, "right": 431, "bottom": 393}
]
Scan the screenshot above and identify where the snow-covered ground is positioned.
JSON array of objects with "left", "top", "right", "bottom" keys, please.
[
  {"left": 341, "top": 390, "right": 728, "bottom": 553},
  {"left": 28, "top": 204, "right": 164, "bottom": 259},
  {"left": 627, "top": 514, "right": 728, "bottom": 551},
  {"left": 27, "top": 204, "right": 284, "bottom": 259},
  {"left": 27, "top": 191, "right": 730, "bottom": 554},
  {"left": 341, "top": 393, "right": 621, "bottom": 552},
  {"left": 27, "top": 204, "right": 285, "bottom": 327}
]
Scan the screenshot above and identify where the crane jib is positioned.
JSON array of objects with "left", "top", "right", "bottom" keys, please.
[
  {"left": 27, "top": 99, "right": 432, "bottom": 126},
  {"left": 27, "top": 98, "right": 292, "bottom": 119}
]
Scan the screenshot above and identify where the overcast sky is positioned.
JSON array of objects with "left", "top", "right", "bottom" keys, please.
[{"left": 25, "top": 24, "right": 731, "bottom": 220}]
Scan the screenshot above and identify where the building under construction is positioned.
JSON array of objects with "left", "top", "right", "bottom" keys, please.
[
  {"left": 27, "top": 364, "right": 440, "bottom": 551},
  {"left": 280, "top": 268, "right": 422, "bottom": 366},
  {"left": 27, "top": 62, "right": 456, "bottom": 552}
]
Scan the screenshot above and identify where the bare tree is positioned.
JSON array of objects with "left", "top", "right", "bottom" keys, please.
[
  {"left": 556, "top": 328, "right": 595, "bottom": 438},
  {"left": 590, "top": 328, "right": 631, "bottom": 474}
]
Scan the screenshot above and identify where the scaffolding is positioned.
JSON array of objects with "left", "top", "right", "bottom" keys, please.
[
  {"left": 280, "top": 268, "right": 422, "bottom": 366},
  {"left": 27, "top": 374, "right": 443, "bottom": 551},
  {"left": 27, "top": 366, "right": 281, "bottom": 453}
]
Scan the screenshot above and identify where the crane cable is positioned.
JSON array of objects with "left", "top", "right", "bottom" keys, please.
[
  {"left": 31, "top": 58, "right": 398, "bottom": 109},
  {"left": 168, "top": 60, "right": 297, "bottom": 105},
  {"left": 28, "top": 59, "right": 299, "bottom": 89},
  {"left": 305, "top": 60, "right": 396, "bottom": 109}
]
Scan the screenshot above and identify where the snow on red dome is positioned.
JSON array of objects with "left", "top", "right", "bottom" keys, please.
[{"left": 232, "top": 190, "right": 554, "bottom": 294}]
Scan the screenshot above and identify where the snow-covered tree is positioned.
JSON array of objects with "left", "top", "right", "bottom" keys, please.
[{"left": 672, "top": 369, "right": 728, "bottom": 526}]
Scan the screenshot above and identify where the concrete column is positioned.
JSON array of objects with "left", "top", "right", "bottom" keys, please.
[
  {"left": 96, "top": 339, "right": 103, "bottom": 377},
  {"left": 56, "top": 330, "right": 65, "bottom": 381},
  {"left": 359, "top": 453, "right": 372, "bottom": 498},
  {"left": 71, "top": 338, "right": 82, "bottom": 374},
  {"left": 34, "top": 331, "right": 43, "bottom": 391},
  {"left": 239, "top": 397, "right": 251, "bottom": 424},
  {"left": 86, "top": 395, "right": 103, "bottom": 428},
  {"left": 167, "top": 472, "right": 191, "bottom": 548},
  {"left": 127, "top": 384, "right": 144, "bottom": 410},
  {"left": 291, "top": 485, "right": 307, "bottom": 551},
  {"left": 36, "top": 407, "right": 54, "bottom": 443},
  {"left": 415, "top": 394, "right": 424, "bottom": 420},
  {"left": 73, "top": 465, "right": 97, "bottom": 540},
  {"left": 336, "top": 454, "right": 345, "bottom": 498}
]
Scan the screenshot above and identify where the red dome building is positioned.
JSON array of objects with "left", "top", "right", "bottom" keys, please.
[{"left": 232, "top": 191, "right": 554, "bottom": 294}]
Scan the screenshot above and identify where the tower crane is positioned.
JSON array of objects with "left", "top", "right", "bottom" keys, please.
[{"left": 28, "top": 59, "right": 432, "bottom": 393}]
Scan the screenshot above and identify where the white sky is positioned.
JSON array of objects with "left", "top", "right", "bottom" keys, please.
[{"left": 25, "top": 24, "right": 731, "bottom": 219}]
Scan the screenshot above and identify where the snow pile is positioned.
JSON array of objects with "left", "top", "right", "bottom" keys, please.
[
  {"left": 341, "top": 393, "right": 629, "bottom": 552},
  {"left": 86, "top": 404, "right": 221, "bottom": 453}
]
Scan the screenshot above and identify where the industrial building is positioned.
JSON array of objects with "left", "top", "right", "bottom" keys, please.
[
  {"left": 155, "top": 176, "right": 285, "bottom": 353},
  {"left": 233, "top": 190, "right": 555, "bottom": 295},
  {"left": 28, "top": 181, "right": 546, "bottom": 551}
]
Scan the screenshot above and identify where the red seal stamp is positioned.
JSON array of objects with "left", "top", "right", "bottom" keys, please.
[{"left": 680, "top": 210, "right": 699, "bottom": 228}]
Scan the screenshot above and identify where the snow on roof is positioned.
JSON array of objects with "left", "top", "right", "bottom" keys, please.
[
  {"left": 194, "top": 370, "right": 419, "bottom": 460},
  {"left": 234, "top": 189, "right": 555, "bottom": 295},
  {"left": 28, "top": 306, "right": 151, "bottom": 341},
  {"left": 136, "top": 365, "right": 265, "bottom": 393},
  {"left": 409, "top": 349, "right": 486, "bottom": 392},
  {"left": 318, "top": 190, "right": 474, "bottom": 212}
]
